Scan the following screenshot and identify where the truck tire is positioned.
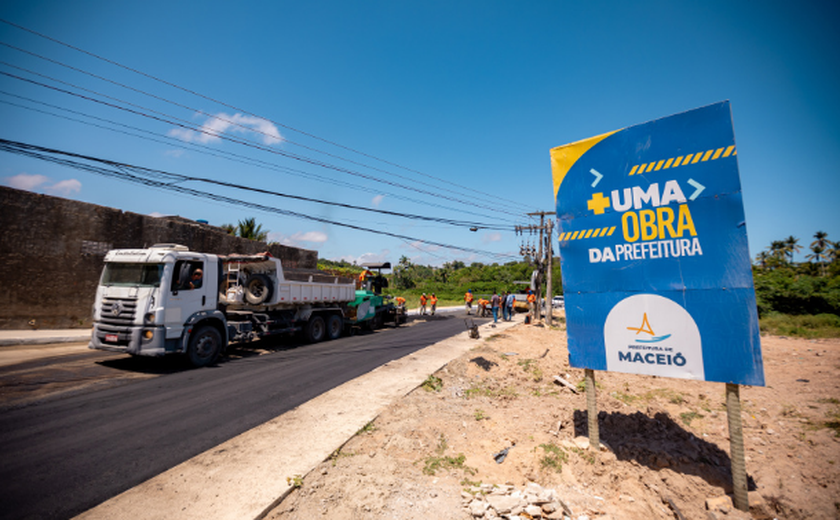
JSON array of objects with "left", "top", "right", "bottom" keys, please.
[
  {"left": 187, "top": 325, "right": 221, "bottom": 368},
  {"left": 326, "top": 314, "right": 343, "bottom": 340},
  {"left": 305, "top": 315, "right": 326, "bottom": 343},
  {"left": 244, "top": 274, "right": 273, "bottom": 305}
]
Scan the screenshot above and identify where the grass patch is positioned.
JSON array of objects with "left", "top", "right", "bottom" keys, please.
[
  {"left": 474, "top": 409, "right": 487, "bottom": 421},
  {"left": 825, "top": 409, "right": 840, "bottom": 437},
  {"left": 421, "top": 374, "right": 443, "bottom": 392},
  {"left": 356, "top": 420, "right": 376, "bottom": 435},
  {"left": 538, "top": 443, "right": 568, "bottom": 472},
  {"left": 286, "top": 474, "right": 303, "bottom": 488},
  {"left": 327, "top": 448, "right": 356, "bottom": 466},
  {"left": 680, "top": 411, "right": 705, "bottom": 427},
  {"left": 421, "top": 434, "right": 476, "bottom": 476},
  {"left": 759, "top": 313, "right": 840, "bottom": 338},
  {"left": 611, "top": 387, "right": 686, "bottom": 407},
  {"left": 569, "top": 446, "right": 596, "bottom": 464},
  {"left": 464, "top": 383, "right": 518, "bottom": 399},
  {"left": 517, "top": 358, "right": 544, "bottom": 382}
]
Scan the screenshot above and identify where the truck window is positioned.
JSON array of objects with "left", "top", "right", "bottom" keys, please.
[
  {"left": 100, "top": 263, "right": 164, "bottom": 287},
  {"left": 172, "top": 260, "right": 204, "bottom": 291}
]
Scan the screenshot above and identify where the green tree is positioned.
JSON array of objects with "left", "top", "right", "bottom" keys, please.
[
  {"left": 393, "top": 256, "right": 415, "bottom": 290},
  {"left": 806, "top": 245, "right": 828, "bottom": 277},
  {"left": 784, "top": 235, "right": 801, "bottom": 264},
  {"left": 236, "top": 218, "right": 269, "bottom": 242},
  {"left": 220, "top": 223, "right": 236, "bottom": 235}
]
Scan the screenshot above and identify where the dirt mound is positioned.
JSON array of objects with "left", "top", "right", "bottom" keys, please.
[{"left": 267, "top": 324, "right": 840, "bottom": 519}]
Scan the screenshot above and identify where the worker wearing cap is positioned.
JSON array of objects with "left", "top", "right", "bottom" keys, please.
[
  {"left": 420, "top": 293, "right": 428, "bottom": 315},
  {"left": 430, "top": 293, "right": 438, "bottom": 315},
  {"left": 464, "top": 289, "right": 474, "bottom": 315}
]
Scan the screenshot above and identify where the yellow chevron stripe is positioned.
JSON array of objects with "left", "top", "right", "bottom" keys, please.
[{"left": 629, "top": 145, "right": 736, "bottom": 176}]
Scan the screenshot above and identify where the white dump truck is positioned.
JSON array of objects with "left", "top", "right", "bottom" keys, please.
[{"left": 89, "top": 244, "right": 404, "bottom": 367}]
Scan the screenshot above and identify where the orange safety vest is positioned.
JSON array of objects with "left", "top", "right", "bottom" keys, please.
[
  {"left": 396, "top": 297, "right": 406, "bottom": 305},
  {"left": 420, "top": 295, "right": 427, "bottom": 304},
  {"left": 527, "top": 293, "right": 536, "bottom": 303},
  {"left": 430, "top": 296, "right": 437, "bottom": 305},
  {"left": 465, "top": 292, "right": 473, "bottom": 303}
]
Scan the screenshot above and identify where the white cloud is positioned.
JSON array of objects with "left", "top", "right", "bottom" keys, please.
[
  {"left": 5, "top": 173, "right": 48, "bottom": 190},
  {"left": 334, "top": 250, "right": 392, "bottom": 266},
  {"left": 482, "top": 232, "right": 502, "bottom": 243},
  {"left": 164, "top": 149, "right": 185, "bottom": 158},
  {"left": 5, "top": 173, "right": 82, "bottom": 196},
  {"left": 168, "top": 112, "right": 283, "bottom": 146},
  {"left": 268, "top": 230, "right": 329, "bottom": 247},
  {"left": 45, "top": 179, "right": 82, "bottom": 196},
  {"left": 371, "top": 194, "right": 385, "bottom": 207},
  {"left": 291, "top": 231, "right": 328, "bottom": 243}
]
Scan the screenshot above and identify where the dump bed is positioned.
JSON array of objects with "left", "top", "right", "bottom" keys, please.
[{"left": 220, "top": 253, "right": 355, "bottom": 307}]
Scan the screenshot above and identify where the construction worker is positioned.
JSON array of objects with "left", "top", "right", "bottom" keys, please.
[
  {"left": 527, "top": 289, "right": 537, "bottom": 317},
  {"left": 477, "top": 298, "right": 489, "bottom": 317},
  {"left": 419, "top": 293, "right": 428, "bottom": 315},
  {"left": 430, "top": 293, "right": 438, "bottom": 315},
  {"left": 358, "top": 269, "right": 373, "bottom": 289},
  {"left": 464, "top": 289, "right": 474, "bottom": 315},
  {"left": 395, "top": 296, "right": 406, "bottom": 308}
]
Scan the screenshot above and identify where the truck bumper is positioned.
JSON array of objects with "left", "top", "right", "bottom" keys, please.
[{"left": 89, "top": 324, "right": 172, "bottom": 357}]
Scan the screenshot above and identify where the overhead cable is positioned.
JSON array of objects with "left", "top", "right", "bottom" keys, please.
[
  {"left": 0, "top": 19, "right": 526, "bottom": 212},
  {"left": 0, "top": 138, "right": 518, "bottom": 260}
]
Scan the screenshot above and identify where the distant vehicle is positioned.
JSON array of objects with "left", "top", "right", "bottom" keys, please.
[{"left": 552, "top": 295, "right": 565, "bottom": 308}]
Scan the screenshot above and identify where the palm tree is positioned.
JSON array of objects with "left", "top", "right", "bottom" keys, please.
[
  {"left": 828, "top": 240, "right": 840, "bottom": 264},
  {"left": 220, "top": 223, "right": 236, "bottom": 235},
  {"left": 806, "top": 245, "right": 828, "bottom": 277},
  {"left": 755, "top": 251, "right": 769, "bottom": 269},
  {"left": 236, "top": 218, "right": 269, "bottom": 242},
  {"left": 784, "top": 235, "right": 801, "bottom": 264},
  {"left": 811, "top": 231, "right": 830, "bottom": 251},
  {"left": 769, "top": 240, "right": 788, "bottom": 263}
]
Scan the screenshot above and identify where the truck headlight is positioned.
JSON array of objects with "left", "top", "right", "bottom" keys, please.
[
  {"left": 144, "top": 313, "right": 155, "bottom": 324},
  {"left": 143, "top": 330, "right": 154, "bottom": 340}
]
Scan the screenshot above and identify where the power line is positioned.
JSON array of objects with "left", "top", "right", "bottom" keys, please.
[
  {"left": 0, "top": 40, "right": 525, "bottom": 215},
  {"left": 0, "top": 89, "right": 513, "bottom": 226},
  {"left": 0, "top": 138, "right": 518, "bottom": 260},
  {"left": 0, "top": 65, "right": 524, "bottom": 220},
  {"left": 0, "top": 21, "right": 528, "bottom": 213}
]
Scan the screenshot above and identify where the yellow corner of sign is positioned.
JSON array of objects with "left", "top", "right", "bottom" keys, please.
[{"left": 550, "top": 129, "right": 619, "bottom": 200}]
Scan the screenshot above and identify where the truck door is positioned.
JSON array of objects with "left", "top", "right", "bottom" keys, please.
[{"left": 164, "top": 259, "right": 211, "bottom": 339}]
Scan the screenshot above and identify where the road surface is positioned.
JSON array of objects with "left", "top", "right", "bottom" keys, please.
[{"left": 0, "top": 315, "right": 483, "bottom": 520}]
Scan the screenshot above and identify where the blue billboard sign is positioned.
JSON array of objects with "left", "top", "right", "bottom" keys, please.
[{"left": 550, "top": 101, "right": 764, "bottom": 386}]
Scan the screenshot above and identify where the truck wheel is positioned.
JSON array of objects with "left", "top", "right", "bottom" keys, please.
[
  {"left": 244, "top": 274, "right": 273, "bottom": 305},
  {"left": 187, "top": 325, "right": 221, "bottom": 368},
  {"left": 305, "top": 315, "right": 326, "bottom": 343},
  {"left": 326, "top": 314, "right": 343, "bottom": 340}
]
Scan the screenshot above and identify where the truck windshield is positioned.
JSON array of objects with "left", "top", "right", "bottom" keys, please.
[{"left": 101, "top": 263, "right": 164, "bottom": 287}]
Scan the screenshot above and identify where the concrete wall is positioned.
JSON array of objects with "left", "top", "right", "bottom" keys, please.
[{"left": 0, "top": 186, "right": 318, "bottom": 329}]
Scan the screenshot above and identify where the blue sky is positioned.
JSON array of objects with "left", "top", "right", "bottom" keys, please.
[{"left": 1, "top": 1, "right": 838, "bottom": 266}]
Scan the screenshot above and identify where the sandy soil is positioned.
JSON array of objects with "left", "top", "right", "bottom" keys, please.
[{"left": 266, "top": 319, "right": 840, "bottom": 519}]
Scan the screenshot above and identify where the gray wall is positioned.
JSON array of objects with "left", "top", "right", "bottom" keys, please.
[{"left": 0, "top": 186, "right": 318, "bottom": 329}]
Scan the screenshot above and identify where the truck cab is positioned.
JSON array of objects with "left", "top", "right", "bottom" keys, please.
[{"left": 89, "top": 244, "right": 226, "bottom": 366}]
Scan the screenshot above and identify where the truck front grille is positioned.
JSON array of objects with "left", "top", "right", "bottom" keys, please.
[{"left": 95, "top": 297, "right": 139, "bottom": 347}]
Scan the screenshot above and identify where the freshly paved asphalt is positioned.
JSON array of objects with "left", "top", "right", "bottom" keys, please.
[{"left": 0, "top": 315, "right": 487, "bottom": 520}]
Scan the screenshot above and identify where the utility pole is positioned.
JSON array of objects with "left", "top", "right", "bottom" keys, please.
[{"left": 516, "top": 211, "right": 555, "bottom": 325}]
